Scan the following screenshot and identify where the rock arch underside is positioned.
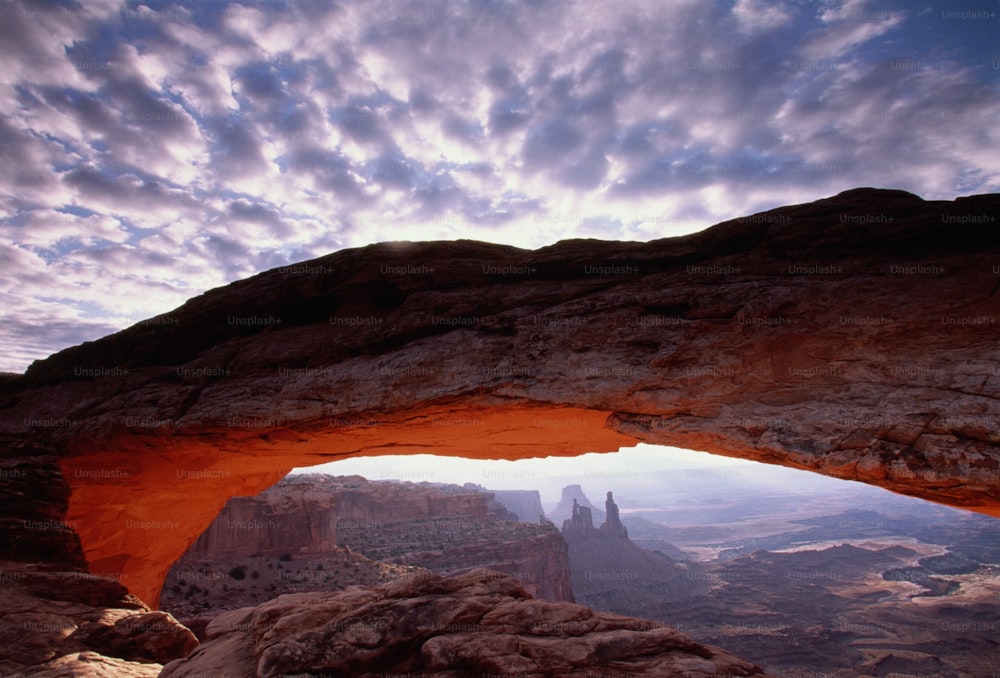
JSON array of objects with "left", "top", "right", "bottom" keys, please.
[{"left": 2, "top": 187, "right": 1000, "bottom": 609}]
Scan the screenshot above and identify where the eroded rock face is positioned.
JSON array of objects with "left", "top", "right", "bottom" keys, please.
[
  {"left": 600, "top": 491, "right": 628, "bottom": 539},
  {"left": 298, "top": 475, "right": 574, "bottom": 602},
  {"left": 183, "top": 475, "right": 339, "bottom": 559},
  {"left": 0, "top": 563, "right": 197, "bottom": 676},
  {"left": 558, "top": 486, "right": 707, "bottom": 616},
  {"left": 561, "top": 489, "right": 628, "bottom": 541},
  {"left": 0, "top": 441, "right": 85, "bottom": 570},
  {"left": 327, "top": 478, "right": 573, "bottom": 602},
  {"left": 1, "top": 187, "right": 999, "bottom": 608},
  {"left": 488, "top": 489, "right": 546, "bottom": 522},
  {"left": 164, "top": 474, "right": 574, "bottom": 619},
  {"left": 160, "top": 567, "right": 771, "bottom": 677},
  {"left": 552, "top": 483, "right": 607, "bottom": 527}
]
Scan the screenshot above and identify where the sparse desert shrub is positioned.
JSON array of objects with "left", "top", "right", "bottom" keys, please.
[{"left": 229, "top": 566, "right": 246, "bottom": 580}]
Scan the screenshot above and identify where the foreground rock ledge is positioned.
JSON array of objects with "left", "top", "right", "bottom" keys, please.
[
  {"left": 0, "top": 561, "right": 196, "bottom": 677},
  {"left": 161, "top": 567, "right": 772, "bottom": 677},
  {"left": 1, "top": 187, "right": 999, "bottom": 607}
]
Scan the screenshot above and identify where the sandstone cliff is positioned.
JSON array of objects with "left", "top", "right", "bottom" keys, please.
[
  {"left": 488, "top": 488, "right": 547, "bottom": 522},
  {"left": 160, "top": 474, "right": 421, "bottom": 635},
  {"left": 184, "top": 475, "right": 337, "bottom": 558},
  {"left": 560, "top": 486, "right": 711, "bottom": 618},
  {"left": 550, "top": 483, "right": 606, "bottom": 526},
  {"left": 159, "top": 568, "right": 772, "bottom": 677},
  {"left": 312, "top": 475, "right": 575, "bottom": 602},
  {"left": 2, "top": 187, "right": 998, "bottom": 610},
  {"left": 600, "top": 490, "right": 629, "bottom": 538},
  {"left": 166, "top": 474, "right": 575, "bottom": 611}
]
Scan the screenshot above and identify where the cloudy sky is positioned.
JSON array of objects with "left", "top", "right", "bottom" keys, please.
[
  {"left": 292, "top": 443, "right": 856, "bottom": 504},
  {"left": 1, "top": 0, "right": 998, "bottom": 372}
]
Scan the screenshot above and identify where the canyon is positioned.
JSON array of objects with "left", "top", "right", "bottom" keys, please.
[
  {"left": 160, "top": 473, "right": 574, "bottom": 632},
  {"left": 556, "top": 478, "right": 1000, "bottom": 676},
  {"left": 1, "top": 187, "right": 998, "bottom": 673},
  {"left": 159, "top": 470, "right": 1000, "bottom": 675}
]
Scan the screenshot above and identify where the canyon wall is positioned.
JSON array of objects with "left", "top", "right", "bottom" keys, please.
[
  {"left": 184, "top": 477, "right": 337, "bottom": 558},
  {"left": 172, "top": 474, "right": 575, "bottom": 603},
  {"left": 318, "top": 476, "right": 575, "bottom": 602},
  {"left": 488, "top": 489, "right": 546, "bottom": 522},
  {"left": 1, "top": 187, "right": 998, "bottom": 607}
]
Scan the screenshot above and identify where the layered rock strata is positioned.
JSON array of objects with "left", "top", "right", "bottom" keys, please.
[
  {"left": 1, "top": 187, "right": 998, "bottom": 608},
  {"left": 165, "top": 474, "right": 575, "bottom": 610},
  {"left": 487, "top": 489, "right": 547, "bottom": 522},
  {"left": 309, "top": 475, "right": 575, "bottom": 602},
  {"left": 182, "top": 475, "right": 338, "bottom": 559}
]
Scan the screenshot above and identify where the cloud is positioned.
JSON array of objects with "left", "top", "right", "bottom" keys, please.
[
  {"left": 802, "top": 5, "right": 905, "bottom": 60},
  {"left": 733, "top": 0, "right": 794, "bottom": 34},
  {"left": 1, "top": 209, "right": 129, "bottom": 250},
  {"left": 0, "top": 0, "right": 997, "bottom": 371}
]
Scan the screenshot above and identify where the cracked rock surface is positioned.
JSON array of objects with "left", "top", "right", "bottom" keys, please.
[{"left": 160, "top": 567, "right": 772, "bottom": 677}]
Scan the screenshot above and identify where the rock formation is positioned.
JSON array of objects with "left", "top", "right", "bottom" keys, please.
[
  {"left": 166, "top": 474, "right": 575, "bottom": 611},
  {"left": 559, "top": 487, "right": 628, "bottom": 541},
  {"left": 463, "top": 484, "right": 522, "bottom": 521},
  {"left": 558, "top": 486, "right": 705, "bottom": 618},
  {"left": 322, "top": 475, "right": 575, "bottom": 602},
  {"left": 562, "top": 497, "right": 598, "bottom": 540},
  {"left": 550, "top": 483, "right": 606, "bottom": 527},
  {"left": 2, "top": 187, "right": 999, "bottom": 610},
  {"left": 486, "top": 488, "right": 546, "bottom": 523},
  {"left": 0, "top": 443, "right": 86, "bottom": 571},
  {"left": 163, "top": 546, "right": 420, "bottom": 641},
  {"left": 600, "top": 490, "right": 629, "bottom": 539},
  {"left": 183, "top": 476, "right": 338, "bottom": 558},
  {"left": 0, "top": 563, "right": 197, "bottom": 676},
  {"left": 159, "top": 567, "right": 771, "bottom": 677}
]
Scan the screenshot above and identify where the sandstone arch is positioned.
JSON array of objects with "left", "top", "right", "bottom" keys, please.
[{"left": 2, "top": 187, "right": 999, "bottom": 607}]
